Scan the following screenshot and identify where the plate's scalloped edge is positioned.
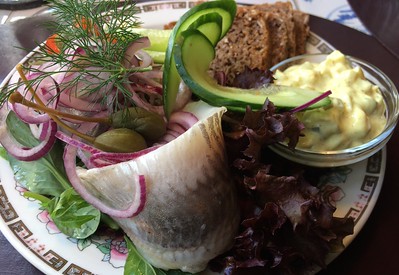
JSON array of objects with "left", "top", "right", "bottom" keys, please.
[
  {"left": 0, "top": 158, "right": 96, "bottom": 275},
  {"left": 343, "top": 148, "right": 386, "bottom": 235}
]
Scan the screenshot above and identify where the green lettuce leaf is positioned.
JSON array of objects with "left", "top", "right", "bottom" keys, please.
[
  {"left": 5, "top": 111, "right": 69, "bottom": 196},
  {"left": 44, "top": 187, "right": 101, "bottom": 239},
  {"left": 124, "top": 237, "right": 192, "bottom": 275}
]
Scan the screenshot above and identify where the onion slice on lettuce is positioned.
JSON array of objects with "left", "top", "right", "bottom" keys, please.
[
  {"left": 0, "top": 107, "right": 57, "bottom": 161},
  {"left": 63, "top": 144, "right": 147, "bottom": 218}
]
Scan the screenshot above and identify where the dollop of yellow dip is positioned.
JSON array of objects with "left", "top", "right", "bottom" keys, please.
[{"left": 274, "top": 50, "right": 386, "bottom": 151}]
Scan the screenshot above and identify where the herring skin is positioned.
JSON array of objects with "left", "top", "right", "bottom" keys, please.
[{"left": 77, "top": 102, "right": 240, "bottom": 273}]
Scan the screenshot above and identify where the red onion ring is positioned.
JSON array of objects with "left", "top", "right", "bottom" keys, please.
[
  {"left": 157, "top": 133, "right": 177, "bottom": 144},
  {"left": 0, "top": 119, "right": 57, "bottom": 161},
  {"left": 89, "top": 145, "right": 160, "bottom": 167},
  {"left": 124, "top": 83, "right": 164, "bottom": 116},
  {"left": 55, "top": 131, "right": 101, "bottom": 154},
  {"left": 77, "top": 148, "right": 95, "bottom": 169},
  {"left": 156, "top": 110, "right": 199, "bottom": 144},
  {"left": 168, "top": 110, "right": 199, "bottom": 130},
  {"left": 134, "top": 69, "right": 163, "bottom": 81},
  {"left": 63, "top": 144, "right": 147, "bottom": 218},
  {"left": 123, "top": 37, "right": 151, "bottom": 68},
  {"left": 58, "top": 93, "right": 106, "bottom": 112},
  {"left": 167, "top": 122, "right": 186, "bottom": 135},
  {"left": 134, "top": 50, "right": 153, "bottom": 69},
  {"left": 39, "top": 121, "right": 50, "bottom": 141},
  {"left": 11, "top": 102, "right": 51, "bottom": 124}
]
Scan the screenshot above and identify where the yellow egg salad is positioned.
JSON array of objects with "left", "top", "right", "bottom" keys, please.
[{"left": 274, "top": 50, "right": 386, "bottom": 151}]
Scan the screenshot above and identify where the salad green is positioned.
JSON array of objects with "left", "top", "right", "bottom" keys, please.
[
  {"left": 3, "top": 111, "right": 102, "bottom": 239},
  {"left": 124, "top": 237, "right": 191, "bottom": 275}
]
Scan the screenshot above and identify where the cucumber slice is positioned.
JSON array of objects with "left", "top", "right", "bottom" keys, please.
[
  {"left": 162, "top": 0, "right": 237, "bottom": 118},
  {"left": 145, "top": 50, "right": 165, "bottom": 64},
  {"left": 187, "top": 12, "right": 223, "bottom": 46},
  {"left": 174, "top": 29, "right": 332, "bottom": 111},
  {"left": 129, "top": 28, "right": 172, "bottom": 52}
]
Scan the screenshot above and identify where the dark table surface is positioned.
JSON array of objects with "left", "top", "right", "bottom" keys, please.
[{"left": 1, "top": 11, "right": 399, "bottom": 275}]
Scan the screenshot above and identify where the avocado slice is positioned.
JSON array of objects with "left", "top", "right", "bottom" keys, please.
[
  {"left": 174, "top": 29, "right": 331, "bottom": 112},
  {"left": 162, "top": 0, "right": 237, "bottom": 118}
]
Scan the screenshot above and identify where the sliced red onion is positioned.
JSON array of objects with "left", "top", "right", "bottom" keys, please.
[
  {"left": 55, "top": 69, "right": 108, "bottom": 112},
  {"left": 58, "top": 92, "right": 106, "bottom": 112},
  {"left": 25, "top": 73, "right": 60, "bottom": 105},
  {"left": 77, "top": 148, "right": 95, "bottom": 169},
  {"left": 134, "top": 69, "right": 163, "bottom": 81},
  {"left": 167, "top": 122, "right": 186, "bottom": 135},
  {"left": 63, "top": 144, "right": 147, "bottom": 218},
  {"left": 11, "top": 102, "right": 51, "bottom": 124},
  {"left": 29, "top": 61, "right": 61, "bottom": 75},
  {"left": 61, "top": 68, "right": 112, "bottom": 100},
  {"left": 156, "top": 111, "right": 199, "bottom": 144},
  {"left": 29, "top": 124, "right": 41, "bottom": 140},
  {"left": 134, "top": 50, "right": 153, "bottom": 69},
  {"left": 123, "top": 37, "right": 151, "bottom": 69},
  {"left": 164, "top": 129, "right": 180, "bottom": 139},
  {"left": 33, "top": 47, "right": 110, "bottom": 112},
  {"left": 0, "top": 119, "right": 57, "bottom": 161},
  {"left": 168, "top": 110, "right": 199, "bottom": 131},
  {"left": 39, "top": 121, "right": 50, "bottom": 141},
  {"left": 131, "top": 82, "right": 163, "bottom": 96},
  {"left": 89, "top": 145, "right": 160, "bottom": 167},
  {"left": 88, "top": 158, "right": 114, "bottom": 168},
  {"left": 55, "top": 131, "right": 101, "bottom": 154},
  {"left": 56, "top": 130, "right": 161, "bottom": 168},
  {"left": 8, "top": 78, "right": 59, "bottom": 124},
  {"left": 157, "top": 133, "right": 177, "bottom": 144},
  {"left": 173, "top": 82, "right": 193, "bottom": 112},
  {"left": 124, "top": 82, "right": 164, "bottom": 116},
  {"left": 10, "top": 73, "right": 60, "bottom": 119}
]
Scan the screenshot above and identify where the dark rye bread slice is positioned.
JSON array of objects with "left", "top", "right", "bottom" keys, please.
[
  {"left": 293, "top": 9, "right": 310, "bottom": 55},
  {"left": 263, "top": 11, "right": 291, "bottom": 66},
  {"left": 209, "top": 6, "right": 272, "bottom": 85},
  {"left": 209, "top": 2, "right": 310, "bottom": 85},
  {"left": 257, "top": 2, "right": 297, "bottom": 57}
]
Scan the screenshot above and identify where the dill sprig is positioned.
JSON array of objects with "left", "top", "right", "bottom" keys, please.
[{"left": 1, "top": 0, "right": 144, "bottom": 110}]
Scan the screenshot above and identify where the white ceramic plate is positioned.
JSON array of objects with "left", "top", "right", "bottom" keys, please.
[{"left": 0, "top": 1, "right": 385, "bottom": 274}]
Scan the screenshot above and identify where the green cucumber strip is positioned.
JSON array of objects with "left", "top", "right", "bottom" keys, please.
[
  {"left": 174, "top": 29, "right": 331, "bottom": 112},
  {"left": 129, "top": 28, "right": 172, "bottom": 52},
  {"left": 187, "top": 12, "right": 223, "bottom": 46},
  {"left": 163, "top": 0, "right": 237, "bottom": 118},
  {"left": 145, "top": 50, "right": 165, "bottom": 64}
]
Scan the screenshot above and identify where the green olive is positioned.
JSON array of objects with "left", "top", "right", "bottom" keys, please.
[
  {"left": 94, "top": 128, "right": 147, "bottom": 153},
  {"left": 111, "top": 107, "right": 166, "bottom": 141}
]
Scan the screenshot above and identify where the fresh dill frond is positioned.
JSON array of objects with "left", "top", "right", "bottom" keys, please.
[{"left": 1, "top": 0, "right": 144, "bottom": 110}]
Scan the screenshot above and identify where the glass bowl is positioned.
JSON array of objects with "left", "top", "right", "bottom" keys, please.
[{"left": 268, "top": 53, "right": 399, "bottom": 167}]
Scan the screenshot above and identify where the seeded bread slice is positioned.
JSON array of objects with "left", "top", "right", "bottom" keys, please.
[
  {"left": 209, "top": 2, "right": 310, "bottom": 85},
  {"left": 293, "top": 9, "right": 310, "bottom": 55},
  {"left": 257, "top": 2, "right": 297, "bottom": 57},
  {"left": 210, "top": 6, "right": 272, "bottom": 86}
]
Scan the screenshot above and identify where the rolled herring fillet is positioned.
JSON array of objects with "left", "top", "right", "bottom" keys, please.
[{"left": 76, "top": 101, "right": 239, "bottom": 273}]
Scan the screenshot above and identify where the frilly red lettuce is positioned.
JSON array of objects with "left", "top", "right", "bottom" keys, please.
[{"left": 214, "top": 102, "right": 355, "bottom": 274}]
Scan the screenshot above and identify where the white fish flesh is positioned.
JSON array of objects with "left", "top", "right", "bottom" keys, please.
[{"left": 76, "top": 101, "right": 240, "bottom": 273}]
